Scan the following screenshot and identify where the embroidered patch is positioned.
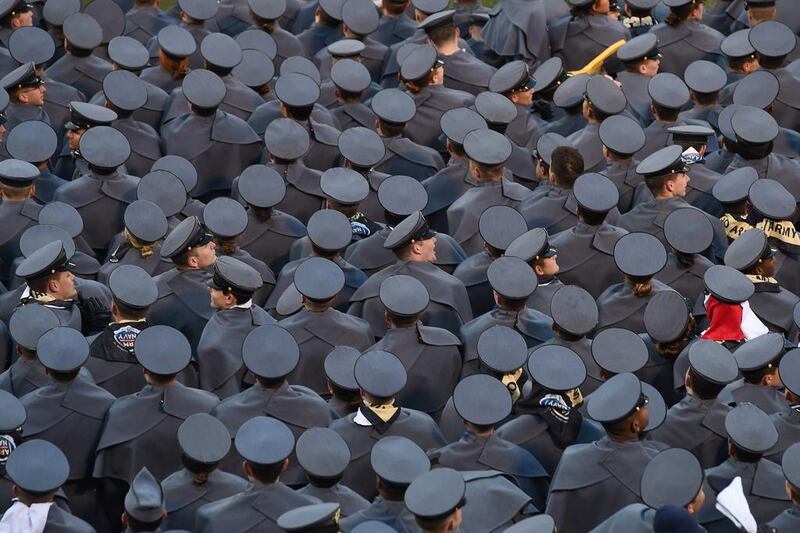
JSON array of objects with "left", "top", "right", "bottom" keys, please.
[
  {"left": 113, "top": 324, "right": 141, "bottom": 352},
  {"left": 0, "top": 434, "right": 16, "bottom": 464}
]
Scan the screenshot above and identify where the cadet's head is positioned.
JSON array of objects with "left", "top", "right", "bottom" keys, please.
[
  {"left": 406, "top": 469, "right": 465, "bottom": 533},
  {"left": 2, "top": 63, "right": 46, "bottom": 107},
  {"left": 7, "top": 441, "right": 68, "bottom": 505},
  {"left": 236, "top": 417, "right": 294, "bottom": 485},
  {"left": 664, "top": 0, "right": 703, "bottom": 26},
  {"left": 548, "top": 146, "right": 583, "bottom": 189},
  {"left": 162, "top": 217, "right": 217, "bottom": 270},
  {"left": 569, "top": 0, "right": 610, "bottom": 17},
  {"left": 381, "top": 0, "right": 408, "bottom": 15},
  {"left": 0, "top": 0, "right": 33, "bottom": 30},
  {"left": 207, "top": 256, "right": 262, "bottom": 309},
  {"left": 400, "top": 44, "right": 443, "bottom": 93},
  {"left": 488, "top": 61, "right": 534, "bottom": 106},
  {"left": 725, "top": 403, "right": 777, "bottom": 463},
  {"left": 385, "top": 212, "right": 438, "bottom": 263},
  {"left": 381, "top": 275, "right": 428, "bottom": 329},
  {"left": 617, "top": 34, "right": 661, "bottom": 77},
  {"left": 17, "top": 240, "right": 77, "bottom": 300},
  {"left": 587, "top": 373, "right": 650, "bottom": 439},
  {"left": 746, "top": 2, "right": 777, "bottom": 27},
  {"left": 420, "top": 10, "right": 458, "bottom": 49}
]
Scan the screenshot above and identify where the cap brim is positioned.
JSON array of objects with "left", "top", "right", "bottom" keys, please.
[{"left": 541, "top": 246, "right": 557, "bottom": 258}]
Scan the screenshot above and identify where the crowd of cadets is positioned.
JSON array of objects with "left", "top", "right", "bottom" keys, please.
[{"left": 2, "top": 0, "right": 800, "bottom": 531}]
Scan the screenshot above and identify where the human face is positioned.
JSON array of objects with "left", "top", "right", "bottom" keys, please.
[
  {"left": 11, "top": 10, "right": 33, "bottom": 28},
  {"left": 535, "top": 255, "right": 560, "bottom": 277},
  {"left": 67, "top": 128, "right": 85, "bottom": 151},
  {"left": 53, "top": 271, "right": 77, "bottom": 300},
  {"left": 209, "top": 287, "right": 233, "bottom": 309},
  {"left": 757, "top": 256, "right": 777, "bottom": 278},
  {"left": 592, "top": 0, "right": 610, "bottom": 15},
  {"left": 668, "top": 172, "right": 690, "bottom": 198},
  {"left": 19, "top": 83, "right": 46, "bottom": 107},
  {"left": 639, "top": 58, "right": 660, "bottom": 78},
  {"left": 191, "top": 241, "right": 217, "bottom": 269},
  {"left": 416, "top": 236, "right": 437, "bottom": 262},
  {"left": 510, "top": 88, "right": 533, "bottom": 107}
]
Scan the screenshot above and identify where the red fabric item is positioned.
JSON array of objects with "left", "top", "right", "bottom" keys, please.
[{"left": 701, "top": 296, "right": 745, "bottom": 342}]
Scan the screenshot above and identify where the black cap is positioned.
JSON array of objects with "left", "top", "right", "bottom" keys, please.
[
  {"left": 532, "top": 57, "right": 565, "bottom": 93},
  {"left": 684, "top": 60, "right": 727, "bottom": 94},
  {"left": 713, "top": 166, "right": 758, "bottom": 205},
  {"left": 342, "top": 0, "right": 380, "bottom": 34},
  {"left": 641, "top": 449, "right": 703, "bottom": 509},
  {"left": 6, "top": 440, "right": 69, "bottom": 494},
  {"left": 277, "top": 503, "right": 341, "bottom": 532},
  {"left": 687, "top": 340, "right": 738, "bottom": 385},
  {"left": 636, "top": 145, "right": 686, "bottom": 179},
  {"left": 338, "top": 127, "right": 385, "bottom": 168},
  {"left": 405, "top": 468, "right": 465, "bottom": 519},
  {"left": 16, "top": 240, "right": 71, "bottom": 280},
  {"left": 378, "top": 176, "right": 427, "bottom": 216},
  {"left": 307, "top": 209, "right": 352, "bottom": 252},
  {"left": 586, "top": 372, "right": 644, "bottom": 424},
  {"left": 724, "top": 228, "right": 775, "bottom": 272},
  {"left": 748, "top": 179, "right": 796, "bottom": 221},
  {"left": 238, "top": 165, "right": 285, "bottom": 208},
  {"left": 380, "top": 274, "right": 429, "bottom": 317},
  {"left": 592, "top": 328, "right": 649, "bottom": 374},
  {"left": 321, "top": 168, "right": 369, "bottom": 206},
  {"left": 36, "top": 327, "right": 89, "bottom": 372},
  {"left": 502, "top": 516, "right": 556, "bottom": 533},
  {"left": 780, "top": 349, "right": 800, "bottom": 396},
  {"left": 235, "top": 416, "right": 294, "bottom": 465},
  {"left": 331, "top": 58, "right": 370, "bottom": 94},
  {"left": 178, "top": 413, "right": 231, "bottom": 464},
  {"left": 42, "top": 0, "right": 79, "bottom": 27},
  {"left": 103, "top": 70, "right": 148, "bottom": 112},
  {"left": 585, "top": 75, "right": 626, "bottom": 115},
  {"left": 504, "top": 228, "right": 556, "bottom": 263},
  {"left": 384, "top": 212, "right": 435, "bottom": 250},
  {"left": 109, "top": 265, "right": 158, "bottom": 309},
  {"left": 734, "top": 332, "right": 785, "bottom": 372},
  {"left": 749, "top": 20, "right": 796, "bottom": 58},
  {"left": 487, "top": 256, "right": 537, "bottom": 300},
  {"left": 474, "top": 92, "right": 516, "bottom": 126},
  {"left": 534, "top": 133, "right": 566, "bottom": 167},
  {"left": 400, "top": 44, "right": 440, "bottom": 82},
  {"left": 178, "top": 0, "right": 218, "bottom": 19},
  {"left": 553, "top": 74, "right": 590, "bottom": 109},
  {"left": 463, "top": 128, "right": 512, "bottom": 166},
  {"left": 19, "top": 225, "right": 75, "bottom": 261},
  {"left": 65, "top": 102, "right": 117, "bottom": 130},
  {"left": 704, "top": 265, "right": 754, "bottom": 304},
  {"left": 208, "top": 256, "right": 262, "bottom": 295},
  {"left": 644, "top": 290, "right": 690, "bottom": 343},
  {"left": 324, "top": 346, "right": 360, "bottom": 391},
  {"left": 137, "top": 170, "right": 187, "bottom": 218},
  {"left": 725, "top": 403, "right": 778, "bottom": 453},
  {"left": 243, "top": 325, "right": 299, "bottom": 378},
  {"left": 453, "top": 374, "right": 512, "bottom": 426},
  {"left": 9, "top": 303, "right": 59, "bottom": 351},
  {"left": 440, "top": 107, "right": 487, "bottom": 144},
  {"left": 573, "top": 173, "right": 619, "bottom": 214},
  {"left": 135, "top": 325, "right": 191, "bottom": 374},
  {"left": 722, "top": 28, "right": 755, "bottom": 59},
  {"left": 599, "top": 115, "right": 645, "bottom": 156},
  {"left": 732, "top": 70, "right": 779, "bottom": 109},
  {"left": 326, "top": 38, "right": 364, "bottom": 59},
  {"left": 152, "top": 156, "right": 198, "bottom": 195},
  {"left": 274, "top": 72, "right": 319, "bottom": 108},
  {"left": 296, "top": 427, "right": 350, "bottom": 479},
  {"left": 157, "top": 25, "right": 197, "bottom": 58},
  {"left": 8, "top": 27, "right": 55, "bottom": 65},
  {"left": 732, "top": 106, "right": 779, "bottom": 144},
  {"left": 371, "top": 88, "right": 416, "bottom": 124},
  {"left": 247, "top": 0, "right": 285, "bottom": 20},
  {"left": 0, "top": 389, "right": 25, "bottom": 432},
  {"left": 124, "top": 200, "right": 169, "bottom": 243},
  {"left": 204, "top": 197, "right": 248, "bottom": 238},
  {"left": 83, "top": 0, "right": 125, "bottom": 45},
  {"left": 550, "top": 285, "right": 597, "bottom": 336},
  {"left": 613, "top": 232, "right": 667, "bottom": 277},
  {"left": 0, "top": 158, "right": 38, "bottom": 187},
  {"left": 664, "top": 208, "right": 713, "bottom": 254},
  {"left": 354, "top": 350, "right": 407, "bottom": 398},
  {"left": 62, "top": 12, "right": 102, "bottom": 50},
  {"left": 183, "top": 69, "right": 226, "bottom": 109},
  {"left": 648, "top": 73, "right": 690, "bottom": 109},
  {"left": 669, "top": 125, "right": 715, "bottom": 147},
  {"left": 617, "top": 33, "right": 660, "bottom": 63},
  {"left": 264, "top": 118, "right": 310, "bottom": 161},
  {"left": 477, "top": 325, "right": 527, "bottom": 374},
  {"left": 0, "top": 62, "right": 42, "bottom": 93},
  {"left": 235, "top": 29, "right": 277, "bottom": 59},
  {"left": 200, "top": 32, "right": 242, "bottom": 70},
  {"left": 294, "top": 257, "right": 344, "bottom": 301},
  {"left": 782, "top": 441, "right": 800, "bottom": 489},
  {"left": 371, "top": 436, "right": 430, "bottom": 485},
  {"left": 108, "top": 36, "right": 150, "bottom": 70},
  {"left": 528, "top": 344, "right": 586, "bottom": 392},
  {"left": 80, "top": 126, "right": 131, "bottom": 169},
  {"left": 478, "top": 205, "right": 527, "bottom": 251},
  {"left": 488, "top": 60, "right": 533, "bottom": 94}
]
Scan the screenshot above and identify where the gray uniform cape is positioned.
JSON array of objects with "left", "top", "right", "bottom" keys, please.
[
  {"left": 649, "top": 21, "right": 724, "bottom": 77},
  {"left": 374, "top": 134, "right": 444, "bottom": 183},
  {"left": 124, "top": 6, "right": 171, "bottom": 45},
  {"left": 161, "top": 469, "right": 250, "bottom": 532},
  {"left": 765, "top": 408, "right": 800, "bottom": 465},
  {"left": 112, "top": 118, "right": 162, "bottom": 178},
  {"left": 338, "top": 496, "right": 417, "bottom": 532},
  {"left": 459, "top": 470, "right": 535, "bottom": 532},
  {"left": 482, "top": 0, "right": 550, "bottom": 62},
  {"left": 452, "top": 251, "right": 495, "bottom": 317},
  {"left": 422, "top": 158, "right": 478, "bottom": 233},
  {"left": 86, "top": 321, "right": 149, "bottom": 398},
  {"left": 97, "top": 237, "right": 172, "bottom": 285},
  {"left": 653, "top": 253, "right": 713, "bottom": 304},
  {"left": 596, "top": 280, "right": 677, "bottom": 334},
  {"left": 549, "top": 14, "right": 629, "bottom": 72},
  {"left": 296, "top": 483, "right": 370, "bottom": 517},
  {"left": 441, "top": 49, "right": 496, "bottom": 96},
  {"left": 717, "top": 379, "right": 787, "bottom": 416},
  {"left": 566, "top": 122, "right": 606, "bottom": 173},
  {"left": 0, "top": 199, "right": 41, "bottom": 284},
  {"left": 45, "top": 54, "right": 113, "bottom": 102},
  {"left": 617, "top": 71, "right": 653, "bottom": 126},
  {"left": 239, "top": 208, "right": 307, "bottom": 273}
]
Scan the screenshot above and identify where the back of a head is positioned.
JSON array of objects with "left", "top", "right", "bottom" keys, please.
[
  {"left": 550, "top": 145, "right": 584, "bottom": 188},
  {"left": 653, "top": 505, "right": 701, "bottom": 533}
]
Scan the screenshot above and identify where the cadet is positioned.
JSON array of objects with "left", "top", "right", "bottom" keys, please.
[
  {"left": 328, "top": 60, "right": 378, "bottom": 131},
  {"left": 452, "top": 205, "right": 528, "bottom": 316},
  {"left": 5, "top": 120, "right": 66, "bottom": 204},
  {"left": 160, "top": 414, "right": 249, "bottom": 531},
  {"left": 340, "top": 436, "right": 430, "bottom": 531},
  {"left": 3, "top": 440, "right": 94, "bottom": 532},
  {"left": 277, "top": 503, "right": 342, "bottom": 532},
  {"left": 161, "top": 69, "right": 261, "bottom": 199},
  {"left": 124, "top": 0, "right": 170, "bottom": 45},
  {"left": 765, "top": 350, "right": 800, "bottom": 464},
  {"left": 655, "top": 208, "right": 715, "bottom": 303},
  {"left": 0, "top": 304, "right": 60, "bottom": 397},
  {"left": 348, "top": 212, "right": 473, "bottom": 337},
  {"left": 422, "top": 107, "right": 487, "bottom": 233},
  {"left": 404, "top": 468, "right": 466, "bottom": 533},
  {"left": 597, "top": 116, "right": 647, "bottom": 215},
  {"left": 331, "top": 0, "right": 388, "bottom": 82},
  {"left": 666, "top": 124, "right": 724, "bottom": 216},
  {"left": 52, "top": 101, "right": 117, "bottom": 181},
  {"left": 748, "top": 21, "right": 800, "bottom": 131},
  {"left": 650, "top": 0, "right": 724, "bottom": 77},
  {"left": 596, "top": 232, "right": 675, "bottom": 333},
  {"left": 324, "top": 346, "right": 362, "bottom": 417},
  {"left": 767, "top": 442, "right": 800, "bottom": 530},
  {"left": 589, "top": 448, "right": 707, "bottom": 532},
  {"left": 148, "top": 216, "right": 216, "bottom": 360},
  {"left": 550, "top": 0, "right": 628, "bottom": 72},
  {"left": 714, "top": 167, "right": 757, "bottom": 245},
  {"left": 679, "top": 60, "right": 726, "bottom": 128},
  {"left": 21, "top": 327, "right": 115, "bottom": 525},
  {"left": 194, "top": 416, "right": 320, "bottom": 533},
  {"left": 370, "top": 274, "right": 461, "bottom": 420},
  {"left": 698, "top": 403, "right": 791, "bottom": 529},
  {"left": 551, "top": 75, "right": 591, "bottom": 139},
  {"left": 102, "top": 71, "right": 162, "bottom": 178},
  {"left": 459, "top": 257, "right": 554, "bottom": 376},
  {"left": 733, "top": 72, "right": 800, "bottom": 160},
  {"left": 650, "top": 340, "right": 737, "bottom": 468},
  {"left": 637, "top": 73, "right": 691, "bottom": 160},
  {"left": 44, "top": 12, "right": 112, "bottom": 99},
  {"left": 481, "top": 0, "right": 548, "bottom": 65},
  {"left": 0, "top": 159, "right": 42, "bottom": 286},
  {"left": 53, "top": 126, "right": 139, "bottom": 255},
  {"left": 199, "top": 33, "right": 264, "bottom": 121},
  {"left": 196, "top": 256, "right": 273, "bottom": 398},
  {"left": 0, "top": 62, "right": 49, "bottom": 133},
  {"left": 121, "top": 468, "right": 166, "bottom": 533},
  {"left": 93, "top": 326, "right": 219, "bottom": 528},
  {"left": 546, "top": 373, "right": 668, "bottom": 532},
  {"left": 149, "top": 155, "right": 206, "bottom": 220},
  {"left": 277, "top": 258, "right": 373, "bottom": 395},
  {"left": 370, "top": 88, "right": 444, "bottom": 182},
  {"left": 335, "top": 127, "right": 389, "bottom": 226},
  {"left": 567, "top": 76, "right": 627, "bottom": 173},
  {"left": 246, "top": 0, "right": 304, "bottom": 69},
  {"left": 0, "top": 390, "right": 26, "bottom": 513},
  {"left": 295, "top": 427, "right": 370, "bottom": 516},
  {"left": 211, "top": 324, "right": 334, "bottom": 486},
  {"left": 615, "top": 33, "right": 660, "bottom": 126},
  {"left": 430, "top": 374, "right": 549, "bottom": 507},
  {"left": 487, "top": 61, "right": 542, "bottom": 150},
  {"left": 372, "top": 0, "right": 415, "bottom": 47},
  {"left": 504, "top": 227, "right": 564, "bottom": 316},
  {"left": 718, "top": 333, "right": 788, "bottom": 415},
  {"left": 140, "top": 25, "right": 196, "bottom": 93}
]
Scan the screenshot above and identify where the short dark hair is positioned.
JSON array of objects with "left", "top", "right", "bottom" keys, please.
[
  {"left": 126, "top": 515, "right": 163, "bottom": 532},
  {"left": 248, "top": 461, "right": 285, "bottom": 483},
  {"left": 550, "top": 146, "right": 584, "bottom": 188},
  {"left": 653, "top": 103, "right": 680, "bottom": 122},
  {"left": 686, "top": 368, "right": 726, "bottom": 400},
  {"left": 112, "top": 297, "right": 148, "bottom": 320}
]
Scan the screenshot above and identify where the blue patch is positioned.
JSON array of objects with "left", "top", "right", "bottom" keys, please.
[{"left": 113, "top": 324, "right": 141, "bottom": 352}]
